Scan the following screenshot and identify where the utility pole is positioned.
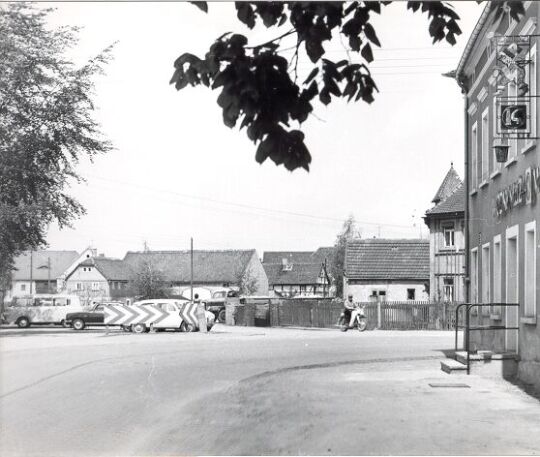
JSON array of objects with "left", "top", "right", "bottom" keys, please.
[
  {"left": 47, "top": 257, "right": 51, "bottom": 293},
  {"left": 190, "top": 237, "right": 193, "bottom": 302},
  {"left": 29, "top": 251, "right": 33, "bottom": 295}
]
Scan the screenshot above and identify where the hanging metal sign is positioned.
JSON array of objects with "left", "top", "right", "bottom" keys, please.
[
  {"left": 493, "top": 35, "right": 531, "bottom": 96},
  {"left": 495, "top": 96, "right": 531, "bottom": 136},
  {"left": 500, "top": 103, "right": 527, "bottom": 130},
  {"left": 491, "top": 34, "right": 538, "bottom": 139}
]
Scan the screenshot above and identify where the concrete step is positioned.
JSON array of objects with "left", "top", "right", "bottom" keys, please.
[
  {"left": 455, "top": 351, "right": 519, "bottom": 365},
  {"left": 440, "top": 359, "right": 467, "bottom": 374}
]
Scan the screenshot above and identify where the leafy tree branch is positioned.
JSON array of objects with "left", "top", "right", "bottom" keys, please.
[{"left": 171, "top": 1, "right": 523, "bottom": 172}]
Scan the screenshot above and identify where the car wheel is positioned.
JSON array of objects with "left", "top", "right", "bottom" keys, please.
[
  {"left": 132, "top": 323, "right": 146, "bottom": 334},
  {"left": 72, "top": 319, "right": 85, "bottom": 331},
  {"left": 61, "top": 320, "right": 70, "bottom": 328},
  {"left": 180, "top": 321, "right": 195, "bottom": 333},
  {"left": 218, "top": 309, "right": 226, "bottom": 323},
  {"left": 17, "top": 317, "right": 30, "bottom": 329}
]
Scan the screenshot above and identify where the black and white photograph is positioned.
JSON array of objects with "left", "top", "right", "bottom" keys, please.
[{"left": 1, "top": 1, "right": 539, "bottom": 455}]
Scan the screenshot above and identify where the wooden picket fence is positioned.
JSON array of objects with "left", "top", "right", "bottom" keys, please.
[{"left": 229, "top": 299, "right": 463, "bottom": 330}]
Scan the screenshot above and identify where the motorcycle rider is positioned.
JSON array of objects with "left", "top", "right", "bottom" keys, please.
[{"left": 344, "top": 293, "right": 361, "bottom": 327}]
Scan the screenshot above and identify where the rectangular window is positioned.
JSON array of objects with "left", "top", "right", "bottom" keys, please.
[
  {"left": 443, "top": 225, "right": 455, "bottom": 248},
  {"left": 481, "top": 243, "right": 490, "bottom": 314},
  {"left": 407, "top": 289, "right": 416, "bottom": 300},
  {"left": 508, "top": 82, "right": 519, "bottom": 160},
  {"left": 524, "top": 44, "right": 537, "bottom": 143},
  {"left": 524, "top": 222, "right": 537, "bottom": 318},
  {"left": 76, "top": 282, "right": 83, "bottom": 291},
  {"left": 493, "top": 236, "right": 502, "bottom": 315},
  {"left": 505, "top": 225, "right": 519, "bottom": 352},
  {"left": 492, "top": 98, "right": 502, "bottom": 174},
  {"left": 92, "top": 282, "right": 100, "bottom": 291},
  {"left": 471, "top": 248, "right": 478, "bottom": 304},
  {"left": 443, "top": 278, "right": 454, "bottom": 302},
  {"left": 472, "top": 123, "right": 478, "bottom": 189},
  {"left": 481, "top": 108, "right": 490, "bottom": 180},
  {"left": 20, "top": 284, "right": 26, "bottom": 292}
]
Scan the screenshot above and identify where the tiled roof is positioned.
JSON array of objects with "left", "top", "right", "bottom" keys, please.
[
  {"left": 84, "top": 258, "right": 133, "bottom": 281},
  {"left": 312, "top": 247, "right": 335, "bottom": 262},
  {"left": 262, "top": 251, "right": 315, "bottom": 264},
  {"left": 432, "top": 166, "right": 462, "bottom": 204},
  {"left": 263, "top": 247, "right": 335, "bottom": 264},
  {"left": 11, "top": 250, "right": 79, "bottom": 281},
  {"left": 264, "top": 262, "right": 324, "bottom": 286},
  {"left": 123, "top": 250, "right": 255, "bottom": 284},
  {"left": 425, "top": 184, "right": 465, "bottom": 216},
  {"left": 345, "top": 239, "right": 429, "bottom": 281}
]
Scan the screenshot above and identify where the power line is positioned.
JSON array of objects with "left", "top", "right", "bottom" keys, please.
[{"left": 84, "top": 173, "right": 419, "bottom": 230}]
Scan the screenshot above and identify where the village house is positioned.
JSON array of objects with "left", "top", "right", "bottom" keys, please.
[
  {"left": 262, "top": 248, "right": 334, "bottom": 297},
  {"left": 344, "top": 239, "right": 430, "bottom": 302},
  {"left": 455, "top": 1, "right": 539, "bottom": 388},
  {"left": 424, "top": 165, "right": 466, "bottom": 302},
  {"left": 3, "top": 250, "right": 79, "bottom": 302},
  {"left": 123, "top": 249, "right": 268, "bottom": 299},
  {"left": 62, "top": 255, "right": 132, "bottom": 303}
]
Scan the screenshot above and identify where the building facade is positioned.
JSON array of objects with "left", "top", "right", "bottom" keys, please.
[
  {"left": 344, "top": 239, "right": 430, "bottom": 302},
  {"left": 456, "top": 2, "right": 539, "bottom": 388},
  {"left": 424, "top": 166, "right": 466, "bottom": 302},
  {"left": 63, "top": 257, "right": 131, "bottom": 304},
  {"left": 262, "top": 248, "right": 334, "bottom": 297},
  {"left": 4, "top": 250, "right": 79, "bottom": 302}
]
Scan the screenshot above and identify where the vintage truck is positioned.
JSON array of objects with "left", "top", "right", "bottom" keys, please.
[
  {"left": 204, "top": 289, "right": 240, "bottom": 323},
  {"left": 2, "top": 295, "right": 84, "bottom": 328}
]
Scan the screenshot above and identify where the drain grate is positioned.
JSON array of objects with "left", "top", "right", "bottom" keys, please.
[{"left": 429, "top": 383, "right": 470, "bottom": 388}]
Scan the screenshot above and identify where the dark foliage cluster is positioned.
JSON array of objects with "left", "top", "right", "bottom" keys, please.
[
  {"left": 171, "top": 1, "right": 524, "bottom": 172},
  {"left": 171, "top": 1, "right": 465, "bottom": 171}
]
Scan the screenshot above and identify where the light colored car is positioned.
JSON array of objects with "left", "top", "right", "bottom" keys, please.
[
  {"left": 126, "top": 299, "right": 215, "bottom": 333},
  {"left": 2, "top": 294, "right": 84, "bottom": 328}
]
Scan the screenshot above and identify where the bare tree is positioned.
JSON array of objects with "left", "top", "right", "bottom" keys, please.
[
  {"left": 329, "top": 215, "right": 360, "bottom": 298},
  {"left": 131, "top": 242, "right": 168, "bottom": 299},
  {"left": 234, "top": 265, "right": 259, "bottom": 296}
]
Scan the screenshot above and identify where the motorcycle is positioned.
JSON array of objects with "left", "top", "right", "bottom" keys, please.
[{"left": 338, "top": 306, "right": 367, "bottom": 332}]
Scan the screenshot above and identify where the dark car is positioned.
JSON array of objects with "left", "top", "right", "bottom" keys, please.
[{"left": 65, "top": 303, "right": 110, "bottom": 330}]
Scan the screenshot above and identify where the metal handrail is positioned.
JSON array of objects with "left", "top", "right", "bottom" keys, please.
[{"left": 454, "top": 303, "right": 520, "bottom": 374}]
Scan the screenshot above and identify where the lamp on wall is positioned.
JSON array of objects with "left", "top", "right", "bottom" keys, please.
[{"left": 493, "top": 138, "right": 510, "bottom": 163}]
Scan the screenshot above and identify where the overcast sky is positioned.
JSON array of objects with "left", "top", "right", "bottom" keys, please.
[{"left": 42, "top": 1, "right": 483, "bottom": 258}]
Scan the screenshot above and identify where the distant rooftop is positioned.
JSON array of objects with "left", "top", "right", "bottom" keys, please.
[
  {"left": 11, "top": 250, "right": 79, "bottom": 281},
  {"left": 345, "top": 239, "right": 429, "bottom": 281}
]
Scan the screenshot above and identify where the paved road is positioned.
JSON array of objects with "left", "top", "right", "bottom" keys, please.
[{"left": 1, "top": 325, "right": 539, "bottom": 456}]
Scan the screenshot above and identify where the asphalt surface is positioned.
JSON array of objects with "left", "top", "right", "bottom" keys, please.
[{"left": 1, "top": 325, "right": 539, "bottom": 456}]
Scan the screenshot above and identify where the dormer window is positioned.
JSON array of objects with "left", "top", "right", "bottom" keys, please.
[{"left": 281, "top": 258, "right": 293, "bottom": 271}]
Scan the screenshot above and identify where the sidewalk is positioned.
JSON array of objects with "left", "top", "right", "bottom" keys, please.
[{"left": 154, "top": 357, "right": 540, "bottom": 455}]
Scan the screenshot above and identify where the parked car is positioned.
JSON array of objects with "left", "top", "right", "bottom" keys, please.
[
  {"left": 2, "top": 295, "right": 84, "bottom": 328},
  {"left": 119, "top": 299, "right": 215, "bottom": 333},
  {"left": 65, "top": 302, "right": 122, "bottom": 330},
  {"left": 205, "top": 289, "right": 240, "bottom": 323}
]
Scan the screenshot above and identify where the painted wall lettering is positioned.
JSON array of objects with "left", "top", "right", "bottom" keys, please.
[{"left": 495, "top": 166, "right": 539, "bottom": 216}]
